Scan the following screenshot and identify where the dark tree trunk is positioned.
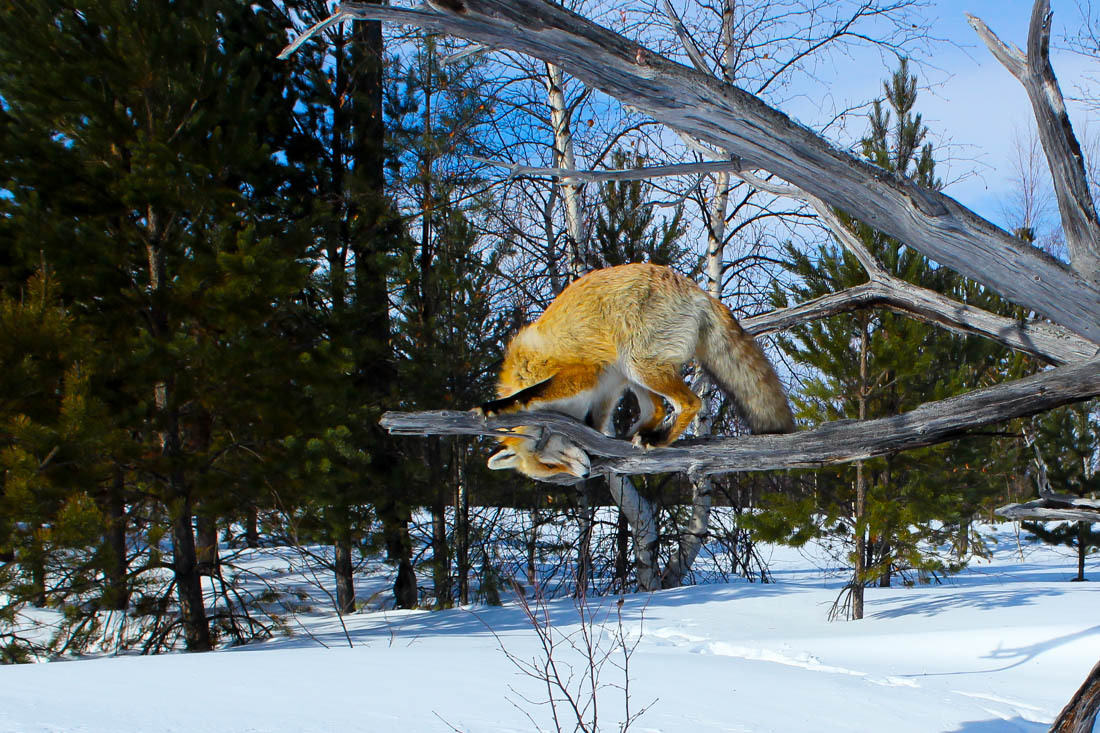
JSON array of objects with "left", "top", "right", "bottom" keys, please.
[
  {"left": 102, "top": 467, "right": 130, "bottom": 610},
  {"left": 171, "top": 489, "right": 211, "bottom": 652},
  {"left": 430, "top": 496, "right": 452, "bottom": 609},
  {"left": 454, "top": 442, "right": 470, "bottom": 605},
  {"left": 1075, "top": 522, "right": 1088, "bottom": 582},
  {"left": 245, "top": 505, "right": 260, "bottom": 549},
  {"left": 574, "top": 479, "right": 595, "bottom": 597},
  {"left": 195, "top": 514, "right": 219, "bottom": 577},
  {"left": 334, "top": 537, "right": 356, "bottom": 614},
  {"left": 379, "top": 497, "right": 417, "bottom": 609}
]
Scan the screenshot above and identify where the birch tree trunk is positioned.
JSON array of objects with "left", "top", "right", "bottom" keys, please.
[
  {"left": 608, "top": 473, "right": 660, "bottom": 592},
  {"left": 545, "top": 61, "right": 585, "bottom": 279}
]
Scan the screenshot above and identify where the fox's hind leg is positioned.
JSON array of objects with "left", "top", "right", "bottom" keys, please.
[
  {"left": 478, "top": 364, "right": 604, "bottom": 417},
  {"left": 629, "top": 364, "right": 700, "bottom": 448},
  {"left": 625, "top": 387, "right": 667, "bottom": 443}
]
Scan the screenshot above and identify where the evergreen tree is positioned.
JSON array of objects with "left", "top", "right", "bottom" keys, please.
[
  {"left": 388, "top": 34, "right": 504, "bottom": 607},
  {"left": 0, "top": 0, "right": 306, "bottom": 650},
  {"left": 759, "top": 59, "right": 1013, "bottom": 619},
  {"left": 1023, "top": 402, "right": 1100, "bottom": 581},
  {"left": 279, "top": 3, "right": 408, "bottom": 612},
  {"left": 588, "top": 150, "right": 687, "bottom": 270}
]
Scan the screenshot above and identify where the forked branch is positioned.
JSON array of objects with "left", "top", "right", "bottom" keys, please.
[{"left": 968, "top": 1, "right": 1100, "bottom": 285}]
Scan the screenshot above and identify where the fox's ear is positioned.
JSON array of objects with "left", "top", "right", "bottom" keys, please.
[{"left": 487, "top": 448, "right": 520, "bottom": 471}]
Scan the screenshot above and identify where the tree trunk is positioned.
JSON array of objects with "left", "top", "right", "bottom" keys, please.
[
  {"left": 526, "top": 510, "right": 540, "bottom": 593},
  {"left": 661, "top": 476, "right": 712, "bottom": 589},
  {"left": 454, "top": 442, "right": 470, "bottom": 605},
  {"left": 608, "top": 473, "right": 660, "bottom": 592},
  {"left": 334, "top": 536, "right": 355, "bottom": 615},
  {"left": 851, "top": 318, "right": 870, "bottom": 621},
  {"left": 852, "top": 461, "right": 866, "bottom": 621},
  {"left": 545, "top": 62, "right": 584, "bottom": 278},
  {"left": 244, "top": 505, "right": 260, "bottom": 550},
  {"left": 574, "top": 479, "right": 595, "bottom": 597},
  {"left": 431, "top": 496, "right": 452, "bottom": 608},
  {"left": 194, "top": 513, "right": 219, "bottom": 578},
  {"left": 1076, "top": 522, "right": 1087, "bottom": 582},
  {"left": 379, "top": 497, "right": 417, "bottom": 609},
  {"left": 170, "top": 490, "right": 211, "bottom": 651},
  {"left": 102, "top": 467, "right": 129, "bottom": 610}
]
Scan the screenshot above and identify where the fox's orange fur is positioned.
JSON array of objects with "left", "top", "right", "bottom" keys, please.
[{"left": 480, "top": 263, "right": 794, "bottom": 480}]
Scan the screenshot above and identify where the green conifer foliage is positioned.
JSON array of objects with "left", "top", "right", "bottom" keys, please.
[
  {"left": 1023, "top": 402, "right": 1100, "bottom": 581},
  {"left": 758, "top": 59, "right": 1027, "bottom": 617},
  {"left": 1, "top": 0, "right": 306, "bottom": 651},
  {"left": 589, "top": 150, "right": 687, "bottom": 269}
]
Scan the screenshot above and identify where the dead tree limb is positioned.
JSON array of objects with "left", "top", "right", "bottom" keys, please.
[
  {"left": 381, "top": 357, "right": 1100, "bottom": 480},
  {"left": 995, "top": 500, "right": 1100, "bottom": 523},
  {"left": 300, "top": 0, "right": 1100, "bottom": 344},
  {"left": 741, "top": 280, "right": 1096, "bottom": 365},
  {"left": 968, "top": 2, "right": 1100, "bottom": 285},
  {"left": 1051, "top": 658, "right": 1100, "bottom": 733}
]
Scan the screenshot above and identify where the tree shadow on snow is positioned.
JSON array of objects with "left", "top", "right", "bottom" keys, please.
[{"left": 868, "top": 587, "right": 1071, "bottom": 619}]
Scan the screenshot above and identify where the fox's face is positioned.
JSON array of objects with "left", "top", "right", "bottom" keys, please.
[{"left": 486, "top": 432, "right": 590, "bottom": 481}]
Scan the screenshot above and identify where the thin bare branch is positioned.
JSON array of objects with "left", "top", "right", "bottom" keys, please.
[
  {"left": 469, "top": 155, "right": 743, "bottom": 182},
  {"left": 660, "top": 0, "right": 710, "bottom": 76}
]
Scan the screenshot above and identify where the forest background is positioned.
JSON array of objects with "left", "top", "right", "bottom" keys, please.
[{"left": 0, "top": 0, "right": 1097, "bottom": 661}]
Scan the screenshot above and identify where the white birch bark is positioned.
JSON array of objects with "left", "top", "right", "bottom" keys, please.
[{"left": 545, "top": 62, "right": 586, "bottom": 279}]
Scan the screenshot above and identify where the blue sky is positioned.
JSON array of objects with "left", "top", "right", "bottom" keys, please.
[{"left": 781, "top": 0, "right": 1097, "bottom": 231}]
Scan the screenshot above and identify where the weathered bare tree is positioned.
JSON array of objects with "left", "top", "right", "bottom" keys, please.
[{"left": 285, "top": 0, "right": 1100, "bottom": 725}]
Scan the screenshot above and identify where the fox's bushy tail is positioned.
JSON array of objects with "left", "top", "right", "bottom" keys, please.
[{"left": 696, "top": 299, "right": 795, "bottom": 434}]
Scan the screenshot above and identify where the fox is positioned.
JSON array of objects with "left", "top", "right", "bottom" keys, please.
[{"left": 478, "top": 263, "right": 794, "bottom": 480}]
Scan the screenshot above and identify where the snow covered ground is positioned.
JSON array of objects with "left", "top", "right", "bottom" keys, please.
[{"left": 2, "top": 524, "right": 1098, "bottom": 733}]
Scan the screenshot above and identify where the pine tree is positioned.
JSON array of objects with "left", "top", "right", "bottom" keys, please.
[
  {"left": 278, "top": 2, "right": 408, "bottom": 613},
  {"left": 588, "top": 150, "right": 687, "bottom": 270},
  {"left": 0, "top": 0, "right": 306, "bottom": 650},
  {"left": 761, "top": 59, "right": 1011, "bottom": 619},
  {"left": 388, "top": 34, "right": 505, "bottom": 607},
  {"left": 1023, "top": 402, "right": 1100, "bottom": 581}
]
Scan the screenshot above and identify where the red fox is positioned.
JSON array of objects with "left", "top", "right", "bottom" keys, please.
[{"left": 478, "top": 263, "right": 794, "bottom": 480}]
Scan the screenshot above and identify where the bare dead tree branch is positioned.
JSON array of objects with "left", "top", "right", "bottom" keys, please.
[
  {"left": 968, "top": 1, "right": 1100, "bottom": 285},
  {"left": 742, "top": 280, "right": 1097, "bottom": 365},
  {"left": 1050, "top": 657, "right": 1100, "bottom": 733},
  {"left": 380, "top": 356, "right": 1100, "bottom": 480},
  {"left": 995, "top": 499, "right": 1100, "bottom": 522}
]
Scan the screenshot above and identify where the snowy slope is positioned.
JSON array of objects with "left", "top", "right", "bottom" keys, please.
[{"left": 2, "top": 526, "right": 1098, "bottom": 733}]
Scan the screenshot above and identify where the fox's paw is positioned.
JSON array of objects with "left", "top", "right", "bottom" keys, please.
[{"left": 631, "top": 427, "right": 669, "bottom": 450}]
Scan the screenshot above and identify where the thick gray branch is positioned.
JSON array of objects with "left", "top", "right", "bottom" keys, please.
[
  {"left": 968, "top": 2, "right": 1100, "bottom": 285},
  {"left": 1051, "top": 657, "right": 1100, "bottom": 733},
  {"left": 315, "top": 0, "right": 1100, "bottom": 343},
  {"left": 743, "top": 280, "right": 1097, "bottom": 365},
  {"left": 996, "top": 499, "right": 1100, "bottom": 523},
  {"left": 380, "top": 357, "right": 1100, "bottom": 480}
]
